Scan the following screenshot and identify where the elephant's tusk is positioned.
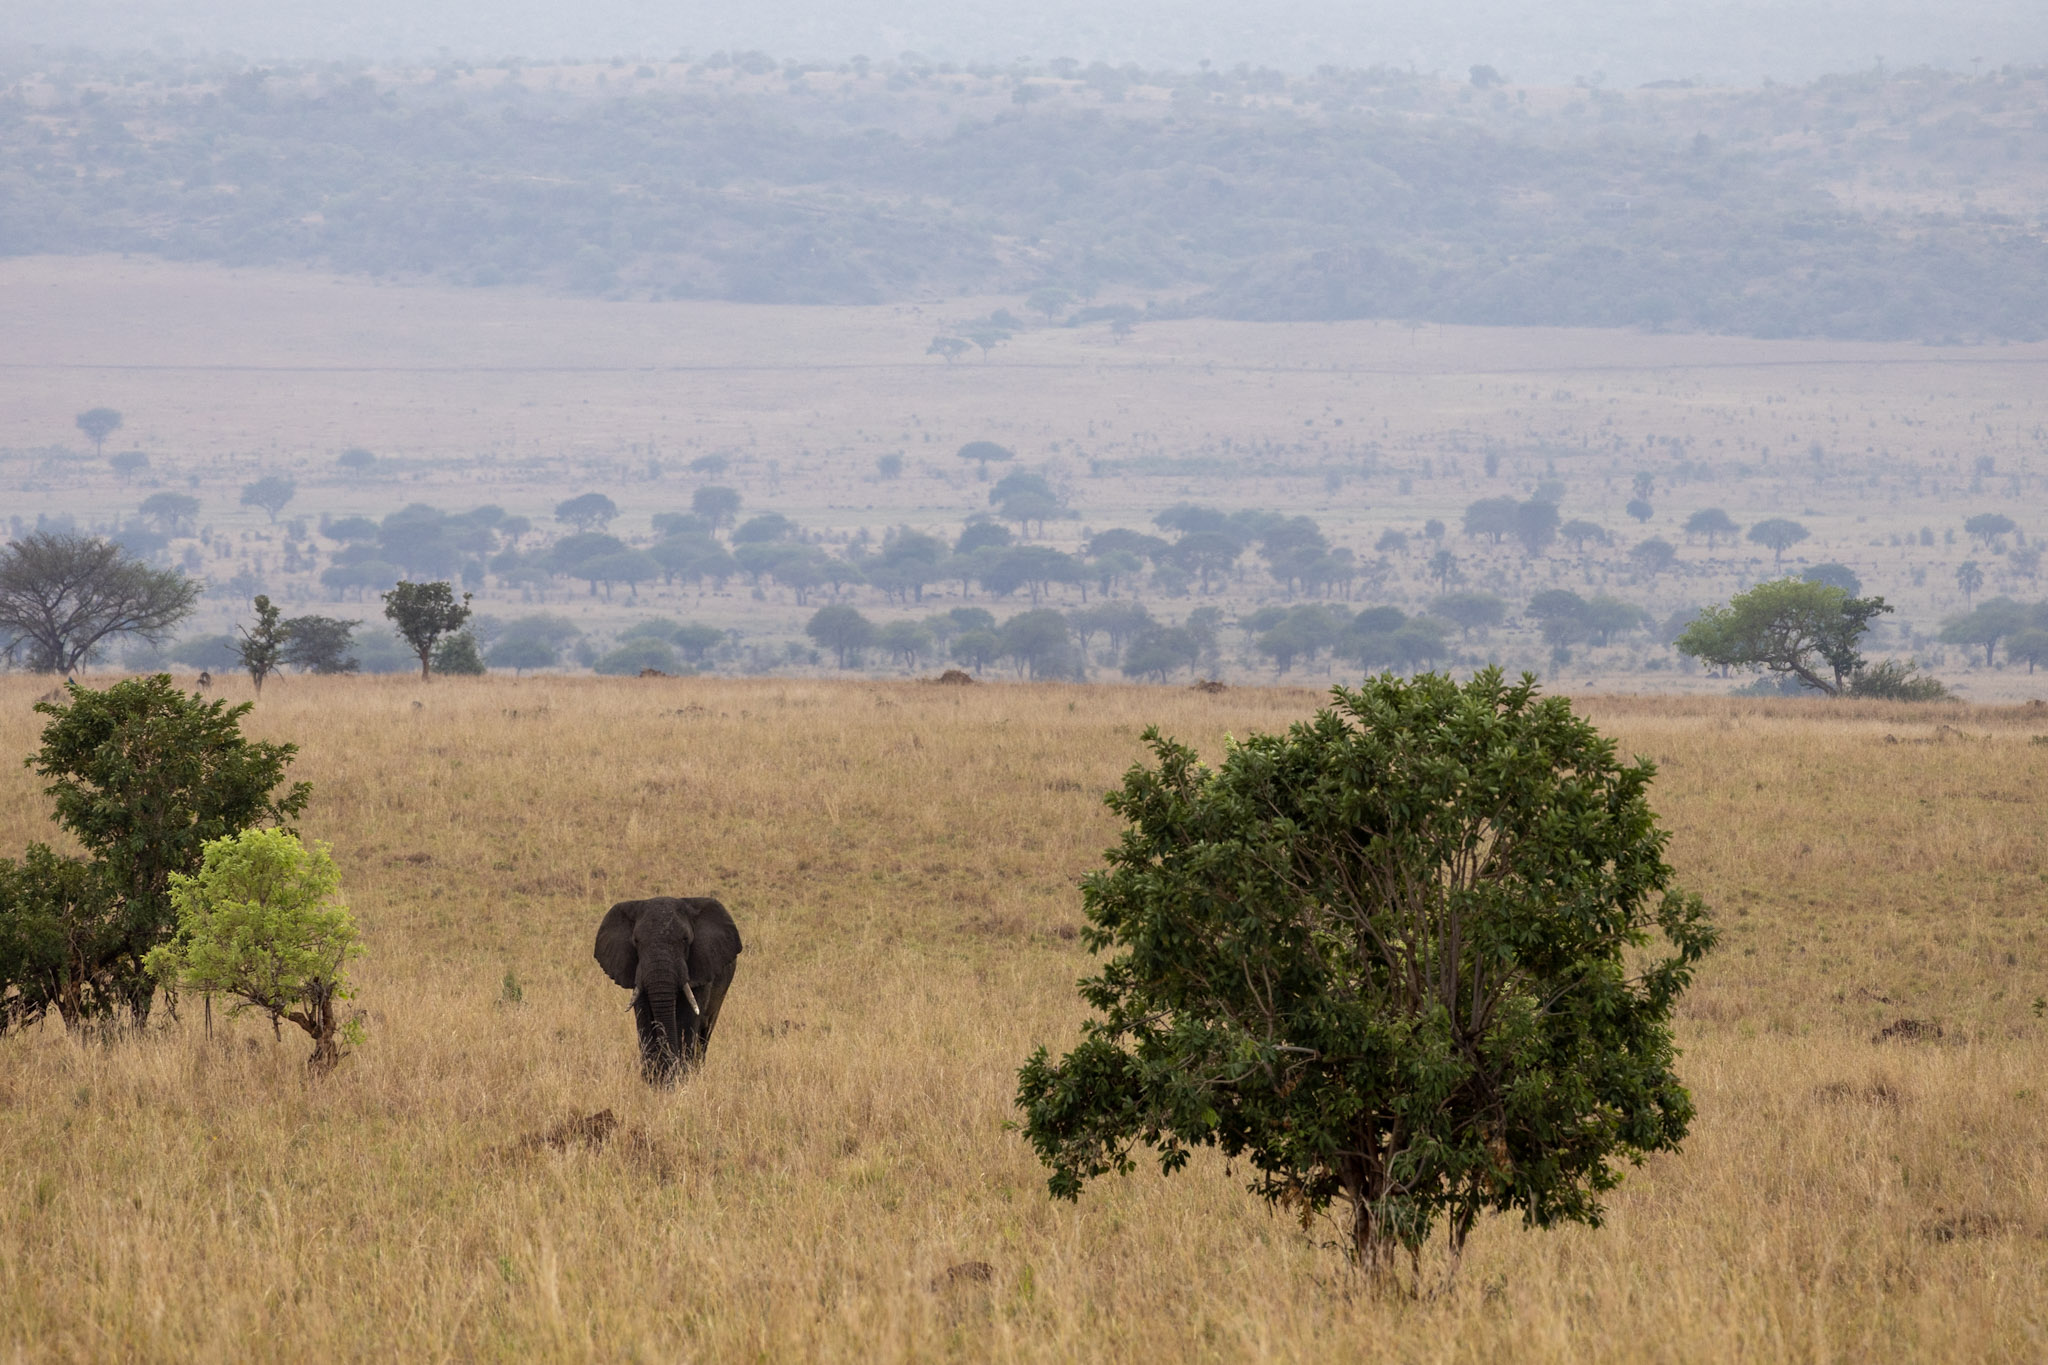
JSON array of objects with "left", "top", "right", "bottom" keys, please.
[
  {"left": 627, "top": 987, "right": 643, "bottom": 1012},
  {"left": 683, "top": 979, "right": 702, "bottom": 1016}
]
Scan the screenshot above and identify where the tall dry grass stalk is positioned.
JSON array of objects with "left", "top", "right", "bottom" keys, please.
[{"left": 1, "top": 675, "right": 2044, "bottom": 1361}]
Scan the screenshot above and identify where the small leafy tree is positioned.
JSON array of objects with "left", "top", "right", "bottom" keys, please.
[
  {"left": 1017, "top": 671, "right": 1715, "bottom": 1280},
  {"left": 146, "top": 829, "right": 362, "bottom": 1071},
  {"left": 235, "top": 594, "right": 290, "bottom": 692},
  {"left": 1954, "top": 560, "right": 1985, "bottom": 606},
  {"left": 280, "top": 615, "right": 360, "bottom": 674},
  {"left": 382, "top": 580, "right": 472, "bottom": 680},
  {"left": 23, "top": 677, "right": 310, "bottom": 1024}
]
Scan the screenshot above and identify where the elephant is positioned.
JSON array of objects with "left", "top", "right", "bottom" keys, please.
[{"left": 593, "top": 896, "right": 742, "bottom": 1081}]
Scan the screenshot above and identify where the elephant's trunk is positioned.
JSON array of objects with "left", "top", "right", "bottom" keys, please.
[{"left": 645, "top": 984, "right": 682, "bottom": 1076}]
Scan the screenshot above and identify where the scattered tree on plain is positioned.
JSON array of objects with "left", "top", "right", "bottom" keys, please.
[
  {"left": 1017, "top": 670, "right": 1716, "bottom": 1279},
  {"left": 239, "top": 476, "right": 297, "bottom": 523},
  {"left": 1675, "top": 578, "right": 1890, "bottom": 694},
  {"left": 235, "top": 595, "right": 290, "bottom": 692},
  {"left": 1963, "top": 513, "right": 2015, "bottom": 547},
  {"left": 146, "top": 828, "right": 362, "bottom": 1071},
  {"left": 1938, "top": 598, "right": 2032, "bottom": 666},
  {"left": 1683, "top": 508, "right": 1740, "bottom": 549},
  {"left": 1955, "top": 560, "right": 1985, "bottom": 605},
  {"left": 75, "top": 407, "right": 122, "bottom": 457},
  {"left": 280, "top": 616, "right": 360, "bottom": 674},
  {"left": 382, "top": 580, "right": 473, "bottom": 681},
  {"left": 139, "top": 492, "right": 200, "bottom": 535},
  {"left": 0, "top": 533, "right": 200, "bottom": 673},
  {"left": 1746, "top": 518, "right": 1810, "bottom": 567},
  {"left": 958, "top": 441, "right": 1015, "bottom": 477}
]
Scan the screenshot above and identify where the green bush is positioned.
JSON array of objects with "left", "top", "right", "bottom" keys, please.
[
  {"left": 593, "top": 637, "right": 681, "bottom": 675},
  {"left": 1016, "top": 670, "right": 1715, "bottom": 1279},
  {"left": 147, "top": 829, "right": 362, "bottom": 1071},
  {"left": 1846, "top": 659, "right": 1950, "bottom": 701}
]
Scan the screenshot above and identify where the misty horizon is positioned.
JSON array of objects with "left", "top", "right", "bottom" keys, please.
[{"left": 8, "top": 0, "right": 2048, "bottom": 86}]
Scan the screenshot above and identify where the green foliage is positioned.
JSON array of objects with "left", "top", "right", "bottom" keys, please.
[
  {"left": 145, "top": 829, "right": 362, "bottom": 1071},
  {"left": 0, "top": 844, "right": 122, "bottom": 1033},
  {"left": 235, "top": 594, "right": 289, "bottom": 692},
  {"left": 381, "top": 580, "right": 473, "bottom": 680},
  {"left": 1016, "top": 670, "right": 1715, "bottom": 1276},
  {"left": 279, "top": 615, "right": 360, "bottom": 674},
  {"left": 15, "top": 676, "right": 309, "bottom": 1026},
  {"left": 1675, "top": 578, "right": 1890, "bottom": 694},
  {"left": 1845, "top": 660, "right": 1950, "bottom": 701},
  {"left": 431, "top": 630, "right": 488, "bottom": 676}
]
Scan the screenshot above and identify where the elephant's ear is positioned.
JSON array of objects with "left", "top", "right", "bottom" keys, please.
[{"left": 593, "top": 902, "right": 641, "bottom": 988}]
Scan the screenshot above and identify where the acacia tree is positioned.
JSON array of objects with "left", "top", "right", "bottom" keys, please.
[
  {"left": 239, "top": 476, "right": 297, "bottom": 523},
  {"left": 75, "top": 407, "right": 122, "bottom": 456},
  {"left": 147, "top": 829, "right": 363, "bottom": 1071},
  {"left": 1747, "top": 518, "right": 1810, "bottom": 566},
  {"left": 1675, "top": 578, "right": 1890, "bottom": 694},
  {"left": 0, "top": 532, "right": 199, "bottom": 672},
  {"left": 805, "top": 604, "right": 874, "bottom": 667},
  {"left": 1017, "top": 671, "right": 1716, "bottom": 1279},
  {"left": 382, "top": 580, "right": 472, "bottom": 680},
  {"left": 1684, "top": 508, "right": 1740, "bottom": 549}
]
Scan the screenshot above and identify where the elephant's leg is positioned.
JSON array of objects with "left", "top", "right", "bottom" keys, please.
[
  {"left": 633, "top": 994, "right": 672, "bottom": 1080},
  {"left": 693, "top": 965, "right": 737, "bottom": 1060}
]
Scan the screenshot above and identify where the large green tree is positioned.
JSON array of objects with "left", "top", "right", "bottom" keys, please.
[
  {"left": 1017, "top": 670, "right": 1715, "bottom": 1277},
  {"left": 1675, "top": 578, "right": 1890, "bottom": 694}
]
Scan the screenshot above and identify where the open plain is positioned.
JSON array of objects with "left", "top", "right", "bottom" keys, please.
[
  {"left": 0, "top": 673, "right": 2043, "bottom": 1361},
  {"left": 6, "top": 257, "right": 2048, "bottom": 695}
]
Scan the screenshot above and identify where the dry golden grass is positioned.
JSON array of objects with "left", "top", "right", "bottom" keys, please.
[{"left": 1, "top": 675, "right": 2045, "bottom": 1361}]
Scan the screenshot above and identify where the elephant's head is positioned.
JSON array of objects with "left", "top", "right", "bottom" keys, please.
[{"left": 594, "top": 897, "right": 707, "bottom": 1081}]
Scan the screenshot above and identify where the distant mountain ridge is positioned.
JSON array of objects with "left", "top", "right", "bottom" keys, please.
[{"left": 2, "top": 53, "right": 2043, "bottom": 342}]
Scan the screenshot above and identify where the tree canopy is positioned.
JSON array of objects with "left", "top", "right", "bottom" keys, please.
[
  {"left": 1016, "top": 670, "right": 1715, "bottom": 1276},
  {"left": 0, "top": 533, "right": 200, "bottom": 673},
  {"left": 1675, "top": 578, "right": 1890, "bottom": 694}
]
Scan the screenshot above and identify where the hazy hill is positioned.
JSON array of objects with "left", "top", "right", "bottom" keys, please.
[{"left": 2, "top": 52, "right": 2045, "bottom": 340}]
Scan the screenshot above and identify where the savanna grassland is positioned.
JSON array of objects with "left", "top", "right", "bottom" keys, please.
[{"left": 1, "top": 673, "right": 2045, "bottom": 1361}]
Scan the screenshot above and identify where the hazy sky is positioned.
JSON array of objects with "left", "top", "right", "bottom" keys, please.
[{"left": 11, "top": 0, "right": 2047, "bottom": 85}]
